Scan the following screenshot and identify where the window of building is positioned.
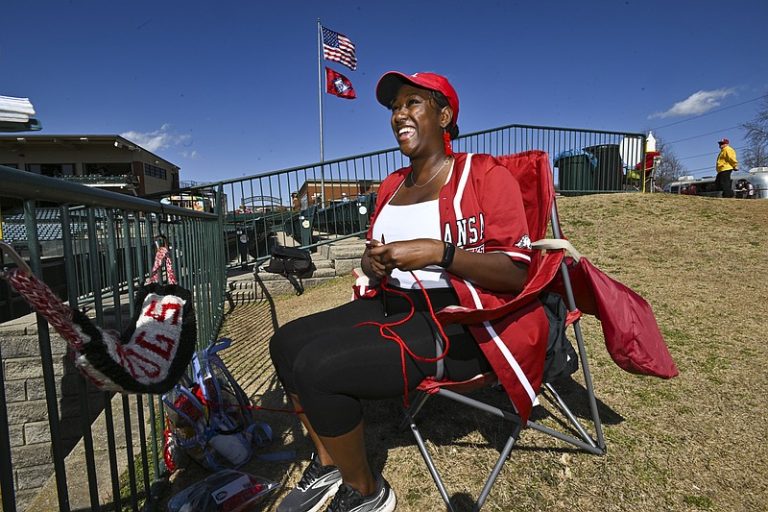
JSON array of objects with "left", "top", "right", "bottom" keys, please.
[
  {"left": 144, "top": 163, "right": 167, "bottom": 180},
  {"left": 25, "top": 163, "right": 74, "bottom": 177},
  {"left": 84, "top": 162, "right": 132, "bottom": 177}
]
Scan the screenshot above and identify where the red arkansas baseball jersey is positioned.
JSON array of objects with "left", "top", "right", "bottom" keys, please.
[{"left": 368, "top": 152, "right": 548, "bottom": 423}]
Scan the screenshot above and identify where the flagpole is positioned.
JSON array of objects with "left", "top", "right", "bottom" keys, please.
[{"left": 316, "top": 19, "right": 325, "bottom": 208}]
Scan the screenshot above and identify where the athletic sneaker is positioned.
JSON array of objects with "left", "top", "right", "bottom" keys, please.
[
  {"left": 324, "top": 474, "right": 396, "bottom": 512},
  {"left": 277, "top": 454, "right": 343, "bottom": 512}
]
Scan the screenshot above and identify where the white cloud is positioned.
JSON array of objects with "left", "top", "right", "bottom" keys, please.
[
  {"left": 120, "top": 124, "right": 191, "bottom": 152},
  {"left": 649, "top": 88, "right": 736, "bottom": 119},
  {"left": 181, "top": 149, "right": 198, "bottom": 159}
]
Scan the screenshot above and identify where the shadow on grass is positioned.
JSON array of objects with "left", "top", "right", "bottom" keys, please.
[
  {"left": 387, "top": 383, "right": 620, "bottom": 453},
  {"left": 531, "top": 376, "right": 624, "bottom": 426},
  {"left": 253, "top": 271, "right": 279, "bottom": 332},
  {"left": 235, "top": 371, "right": 624, "bottom": 510}
]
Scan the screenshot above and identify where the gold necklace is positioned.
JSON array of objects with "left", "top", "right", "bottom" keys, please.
[{"left": 408, "top": 157, "right": 452, "bottom": 188}]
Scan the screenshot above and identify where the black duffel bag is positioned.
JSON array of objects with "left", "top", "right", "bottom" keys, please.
[{"left": 263, "top": 245, "right": 315, "bottom": 295}]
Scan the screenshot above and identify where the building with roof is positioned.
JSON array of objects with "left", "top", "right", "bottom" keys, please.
[
  {"left": 0, "top": 134, "right": 180, "bottom": 196},
  {"left": 294, "top": 179, "right": 380, "bottom": 210}
]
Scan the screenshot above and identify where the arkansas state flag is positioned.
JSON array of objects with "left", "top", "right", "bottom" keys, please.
[{"left": 325, "top": 67, "right": 356, "bottom": 99}]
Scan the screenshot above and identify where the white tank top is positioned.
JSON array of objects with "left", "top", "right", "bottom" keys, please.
[{"left": 370, "top": 199, "right": 451, "bottom": 289}]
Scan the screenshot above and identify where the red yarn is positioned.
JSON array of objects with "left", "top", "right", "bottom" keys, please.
[
  {"left": 3, "top": 268, "right": 85, "bottom": 350},
  {"left": 442, "top": 131, "right": 453, "bottom": 156},
  {"left": 356, "top": 273, "right": 451, "bottom": 406}
]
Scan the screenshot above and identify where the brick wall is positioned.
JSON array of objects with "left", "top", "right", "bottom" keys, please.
[{"left": 1, "top": 324, "right": 107, "bottom": 510}]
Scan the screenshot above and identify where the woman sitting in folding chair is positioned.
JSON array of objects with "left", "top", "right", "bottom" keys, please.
[{"left": 269, "top": 71, "right": 535, "bottom": 512}]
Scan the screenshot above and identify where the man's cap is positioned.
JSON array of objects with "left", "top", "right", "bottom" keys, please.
[
  {"left": 375, "top": 71, "right": 459, "bottom": 126},
  {"left": 718, "top": 138, "right": 729, "bottom": 145}
]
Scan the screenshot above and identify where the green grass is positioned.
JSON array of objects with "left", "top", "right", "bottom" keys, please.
[{"left": 683, "top": 494, "right": 714, "bottom": 509}]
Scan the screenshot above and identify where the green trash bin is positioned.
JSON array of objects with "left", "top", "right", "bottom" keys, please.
[
  {"left": 554, "top": 151, "right": 596, "bottom": 193},
  {"left": 584, "top": 144, "right": 623, "bottom": 191}
]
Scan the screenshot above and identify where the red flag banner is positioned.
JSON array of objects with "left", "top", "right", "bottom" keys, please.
[
  {"left": 322, "top": 26, "right": 357, "bottom": 71},
  {"left": 326, "top": 67, "right": 357, "bottom": 99}
]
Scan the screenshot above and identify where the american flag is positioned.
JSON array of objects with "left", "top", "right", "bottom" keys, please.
[{"left": 322, "top": 26, "right": 357, "bottom": 71}]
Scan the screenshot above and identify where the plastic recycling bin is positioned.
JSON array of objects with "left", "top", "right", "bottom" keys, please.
[
  {"left": 584, "top": 144, "right": 623, "bottom": 191},
  {"left": 554, "top": 150, "right": 596, "bottom": 193}
]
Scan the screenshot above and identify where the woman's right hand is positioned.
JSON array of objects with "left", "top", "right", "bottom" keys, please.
[{"left": 362, "top": 239, "right": 389, "bottom": 280}]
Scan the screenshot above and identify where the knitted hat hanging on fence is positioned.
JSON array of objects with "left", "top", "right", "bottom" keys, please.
[{"left": 0, "top": 242, "right": 196, "bottom": 394}]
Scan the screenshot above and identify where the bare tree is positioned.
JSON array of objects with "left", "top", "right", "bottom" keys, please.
[
  {"left": 742, "top": 94, "right": 768, "bottom": 169},
  {"left": 653, "top": 135, "right": 686, "bottom": 189},
  {"left": 742, "top": 144, "right": 768, "bottom": 169}
]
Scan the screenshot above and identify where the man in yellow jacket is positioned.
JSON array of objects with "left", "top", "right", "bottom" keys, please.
[{"left": 716, "top": 138, "right": 738, "bottom": 198}]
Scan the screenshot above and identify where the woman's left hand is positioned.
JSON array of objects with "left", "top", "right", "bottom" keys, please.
[{"left": 367, "top": 238, "right": 443, "bottom": 273}]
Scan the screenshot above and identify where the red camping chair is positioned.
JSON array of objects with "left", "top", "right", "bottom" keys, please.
[{"left": 402, "top": 151, "right": 608, "bottom": 511}]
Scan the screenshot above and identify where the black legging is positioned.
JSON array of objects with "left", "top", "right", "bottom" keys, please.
[{"left": 269, "top": 287, "right": 491, "bottom": 437}]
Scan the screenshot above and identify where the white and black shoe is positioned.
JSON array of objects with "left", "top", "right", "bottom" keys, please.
[
  {"left": 324, "top": 474, "right": 396, "bottom": 512},
  {"left": 277, "top": 454, "right": 343, "bottom": 512}
]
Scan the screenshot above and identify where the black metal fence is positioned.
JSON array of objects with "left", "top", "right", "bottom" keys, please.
[
  {"left": 162, "top": 123, "right": 646, "bottom": 268},
  {"left": 0, "top": 165, "right": 227, "bottom": 511}
]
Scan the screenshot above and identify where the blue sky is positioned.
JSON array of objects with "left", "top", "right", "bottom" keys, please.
[{"left": 2, "top": 0, "right": 766, "bottom": 182}]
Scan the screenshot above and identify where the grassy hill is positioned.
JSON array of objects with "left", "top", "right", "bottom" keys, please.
[{"left": 202, "top": 193, "right": 768, "bottom": 512}]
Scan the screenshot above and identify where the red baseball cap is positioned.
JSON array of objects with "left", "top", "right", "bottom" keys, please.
[
  {"left": 718, "top": 138, "right": 729, "bottom": 145},
  {"left": 376, "top": 71, "right": 459, "bottom": 126}
]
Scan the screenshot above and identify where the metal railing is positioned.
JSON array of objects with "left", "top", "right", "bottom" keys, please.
[
  {"left": 0, "top": 165, "right": 227, "bottom": 511},
  {"left": 160, "top": 123, "right": 646, "bottom": 268}
]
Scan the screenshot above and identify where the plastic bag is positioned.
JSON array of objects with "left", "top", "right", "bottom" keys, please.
[
  {"left": 167, "top": 469, "right": 279, "bottom": 512},
  {"left": 162, "top": 339, "right": 273, "bottom": 472}
]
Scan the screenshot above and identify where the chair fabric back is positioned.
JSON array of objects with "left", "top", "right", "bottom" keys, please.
[
  {"left": 495, "top": 150, "right": 554, "bottom": 243},
  {"left": 435, "top": 151, "right": 562, "bottom": 327}
]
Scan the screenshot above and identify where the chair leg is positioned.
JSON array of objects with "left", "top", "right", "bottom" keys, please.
[
  {"left": 408, "top": 409, "right": 522, "bottom": 512},
  {"left": 569, "top": 320, "right": 607, "bottom": 451},
  {"left": 551, "top": 204, "right": 606, "bottom": 452},
  {"left": 407, "top": 411, "right": 456, "bottom": 512},
  {"left": 474, "top": 422, "right": 522, "bottom": 511},
  {"left": 542, "top": 382, "right": 597, "bottom": 449},
  {"left": 399, "top": 390, "right": 430, "bottom": 430},
  {"left": 406, "top": 388, "right": 526, "bottom": 511}
]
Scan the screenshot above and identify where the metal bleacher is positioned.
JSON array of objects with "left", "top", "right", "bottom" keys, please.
[{"left": 1, "top": 208, "right": 68, "bottom": 243}]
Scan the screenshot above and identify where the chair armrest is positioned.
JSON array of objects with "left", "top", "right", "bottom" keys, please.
[{"left": 531, "top": 239, "right": 582, "bottom": 262}]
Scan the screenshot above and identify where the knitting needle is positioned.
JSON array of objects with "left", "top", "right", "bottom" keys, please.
[{"left": 380, "top": 234, "right": 388, "bottom": 317}]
